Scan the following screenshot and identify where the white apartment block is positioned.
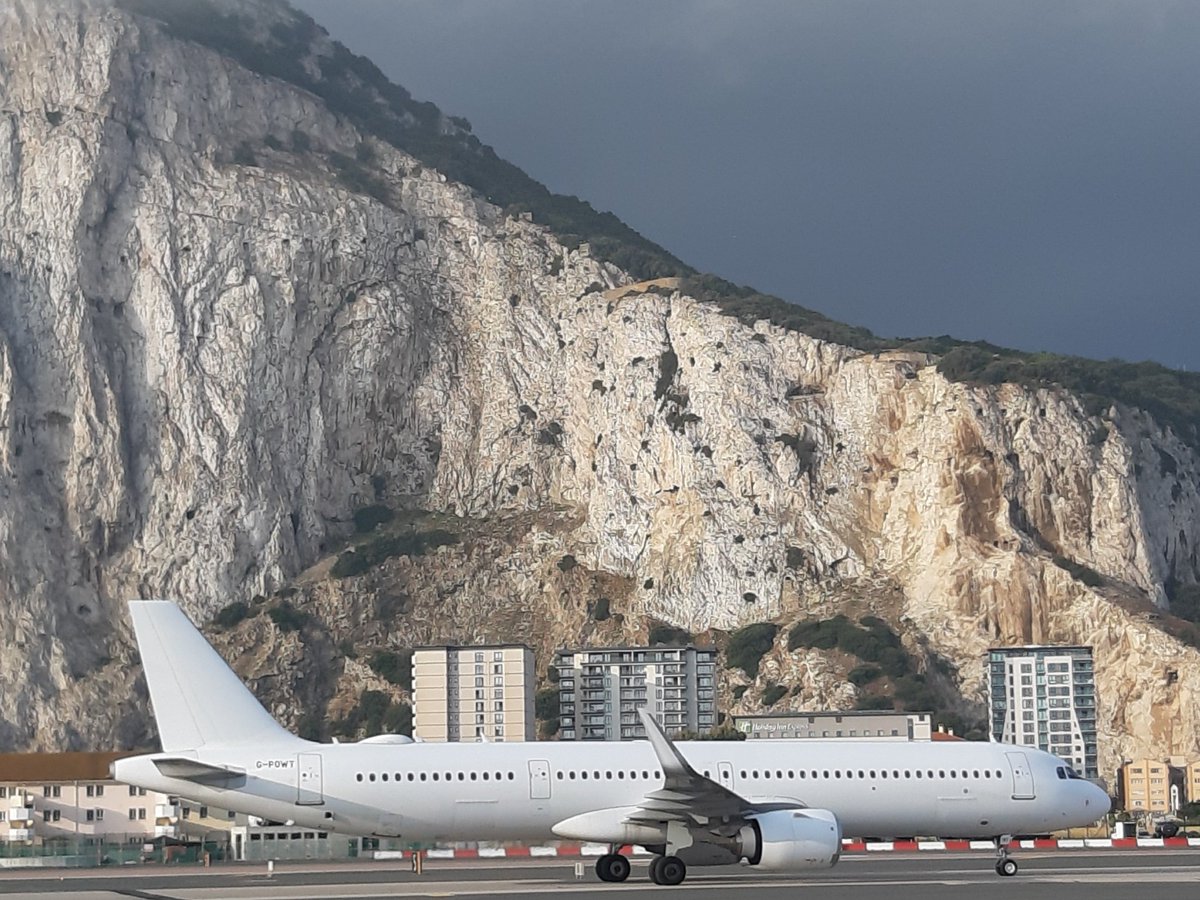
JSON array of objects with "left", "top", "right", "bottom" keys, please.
[
  {"left": 0, "top": 752, "right": 180, "bottom": 845},
  {"left": 0, "top": 752, "right": 244, "bottom": 850},
  {"left": 411, "top": 644, "right": 536, "bottom": 742},
  {"left": 555, "top": 646, "right": 718, "bottom": 740},
  {"left": 986, "top": 646, "right": 1099, "bottom": 779}
]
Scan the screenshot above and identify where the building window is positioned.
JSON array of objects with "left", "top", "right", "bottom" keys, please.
[
  {"left": 86, "top": 810, "right": 95, "bottom": 822},
  {"left": 139, "top": 809, "right": 146, "bottom": 820}
]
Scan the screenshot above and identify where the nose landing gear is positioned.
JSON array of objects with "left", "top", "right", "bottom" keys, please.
[{"left": 994, "top": 835, "right": 1018, "bottom": 876}]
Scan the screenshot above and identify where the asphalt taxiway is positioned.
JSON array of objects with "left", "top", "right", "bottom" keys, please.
[{"left": 0, "top": 850, "right": 1197, "bottom": 900}]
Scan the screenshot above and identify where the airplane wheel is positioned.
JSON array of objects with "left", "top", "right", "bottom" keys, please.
[
  {"left": 652, "top": 855, "right": 686, "bottom": 886},
  {"left": 607, "top": 853, "right": 631, "bottom": 882},
  {"left": 996, "top": 858, "right": 1018, "bottom": 877},
  {"left": 595, "top": 854, "right": 617, "bottom": 882}
]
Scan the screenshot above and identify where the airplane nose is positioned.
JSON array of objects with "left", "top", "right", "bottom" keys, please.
[{"left": 1086, "top": 782, "right": 1111, "bottom": 818}]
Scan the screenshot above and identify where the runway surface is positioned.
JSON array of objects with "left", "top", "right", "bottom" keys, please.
[{"left": 0, "top": 851, "right": 1197, "bottom": 900}]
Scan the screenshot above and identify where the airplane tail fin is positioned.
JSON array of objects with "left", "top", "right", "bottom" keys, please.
[{"left": 129, "top": 600, "right": 297, "bottom": 751}]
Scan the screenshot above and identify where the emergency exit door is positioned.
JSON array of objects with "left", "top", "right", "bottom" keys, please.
[
  {"left": 297, "top": 752, "right": 324, "bottom": 805},
  {"left": 717, "top": 761, "right": 735, "bottom": 790},
  {"left": 529, "top": 759, "right": 551, "bottom": 800}
]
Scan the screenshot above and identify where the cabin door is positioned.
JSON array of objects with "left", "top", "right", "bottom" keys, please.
[
  {"left": 529, "top": 759, "right": 552, "bottom": 800},
  {"left": 717, "top": 761, "right": 735, "bottom": 790},
  {"left": 1005, "top": 751, "right": 1036, "bottom": 800},
  {"left": 297, "top": 752, "right": 324, "bottom": 805}
]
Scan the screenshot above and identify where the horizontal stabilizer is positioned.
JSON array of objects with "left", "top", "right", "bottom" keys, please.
[{"left": 153, "top": 757, "right": 246, "bottom": 785}]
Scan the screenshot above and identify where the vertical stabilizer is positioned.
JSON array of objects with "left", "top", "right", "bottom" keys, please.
[{"left": 130, "top": 601, "right": 297, "bottom": 751}]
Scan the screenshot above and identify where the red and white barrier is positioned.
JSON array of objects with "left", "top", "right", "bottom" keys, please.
[{"left": 376, "top": 836, "right": 1200, "bottom": 860}]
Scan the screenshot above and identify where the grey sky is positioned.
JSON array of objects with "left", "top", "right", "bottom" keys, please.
[{"left": 293, "top": 0, "right": 1200, "bottom": 369}]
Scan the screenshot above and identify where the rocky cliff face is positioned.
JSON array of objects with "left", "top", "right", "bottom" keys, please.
[{"left": 1, "top": 0, "right": 1198, "bottom": 775}]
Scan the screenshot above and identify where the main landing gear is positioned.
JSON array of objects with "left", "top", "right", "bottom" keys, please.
[
  {"left": 596, "top": 852, "right": 688, "bottom": 885},
  {"left": 648, "top": 855, "right": 687, "bottom": 886},
  {"left": 595, "top": 852, "right": 631, "bottom": 883},
  {"left": 994, "top": 836, "right": 1018, "bottom": 877}
]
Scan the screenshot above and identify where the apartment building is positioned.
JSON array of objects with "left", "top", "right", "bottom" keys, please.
[
  {"left": 1119, "top": 758, "right": 1176, "bottom": 813},
  {"left": 411, "top": 644, "right": 536, "bottom": 742},
  {"left": 733, "top": 710, "right": 933, "bottom": 741},
  {"left": 986, "top": 645, "right": 1099, "bottom": 778},
  {"left": 0, "top": 752, "right": 178, "bottom": 845},
  {"left": 554, "top": 646, "right": 718, "bottom": 740}
]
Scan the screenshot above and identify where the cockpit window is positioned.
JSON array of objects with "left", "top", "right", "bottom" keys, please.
[
  {"left": 1056, "top": 766, "right": 1067, "bottom": 779},
  {"left": 1066, "top": 767, "right": 1082, "bottom": 780}
]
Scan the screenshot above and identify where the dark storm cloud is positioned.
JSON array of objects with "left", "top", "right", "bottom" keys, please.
[{"left": 293, "top": 0, "right": 1200, "bottom": 368}]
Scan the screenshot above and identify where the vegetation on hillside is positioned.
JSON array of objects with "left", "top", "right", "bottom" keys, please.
[{"left": 725, "top": 622, "right": 779, "bottom": 679}]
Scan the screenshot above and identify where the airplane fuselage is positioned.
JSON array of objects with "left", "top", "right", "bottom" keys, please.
[{"left": 115, "top": 736, "right": 1105, "bottom": 843}]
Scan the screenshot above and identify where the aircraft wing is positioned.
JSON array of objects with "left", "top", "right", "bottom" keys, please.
[{"left": 626, "top": 708, "right": 805, "bottom": 826}]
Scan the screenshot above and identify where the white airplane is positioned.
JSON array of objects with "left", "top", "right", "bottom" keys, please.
[{"left": 114, "top": 601, "right": 1109, "bottom": 885}]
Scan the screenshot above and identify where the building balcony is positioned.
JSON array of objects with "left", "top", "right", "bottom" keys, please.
[
  {"left": 155, "top": 804, "right": 180, "bottom": 822},
  {"left": 7, "top": 807, "right": 33, "bottom": 823},
  {"left": 4, "top": 829, "right": 31, "bottom": 842},
  {"left": 154, "top": 825, "right": 178, "bottom": 838}
]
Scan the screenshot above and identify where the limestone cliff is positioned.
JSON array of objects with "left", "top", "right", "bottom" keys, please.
[{"left": 0, "top": 0, "right": 1197, "bottom": 777}]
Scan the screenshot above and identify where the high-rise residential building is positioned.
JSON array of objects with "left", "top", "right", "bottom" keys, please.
[
  {"left": 411, "top": 645, "right": 536, "bottom": 742},
  {"left": 985, "top": 645, "right": 1098, "bottom": 779},
  {"left": 554, "top": 646, "right": 718, "bottom": 740}
]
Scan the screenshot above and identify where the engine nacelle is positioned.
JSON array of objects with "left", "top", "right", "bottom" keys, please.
[{"left": 739, "top": 809, "right": 841, "bottom": 871}]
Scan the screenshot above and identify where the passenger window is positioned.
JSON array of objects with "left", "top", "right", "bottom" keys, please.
[
  {"left": 822, "top": 770, "right": 829, "bottom": 779},
  {"left": 356, "top": 774, "right": 363, "bottom": 782},
  {"left": 508, "top": 772, "right": 515, "bottom": 780},
  {"left": 483, "top": 772, "right": 490, "bottom": 780},
  {"left": 606, "top": 771, "right": 612, "bottom": 779},
  {"left": 382, "top": 774, "right": 389, "bottom": 782},
  {"left": 938, "top": 770, "right": 944, "bottom": 778},
  {"left": 582, "top": 771, "right": 589, "bottom": 780},
  {"left": 915, "top": 771, "right": 921, "bottom": 778},
  {"left": 788, "top": 770, "right": 795, "bottom": 779},
  {"left": 432, "top": 773, "right": 439, "bottom": 781},
  {"left": 858, "top": 770, "right": 865, "bottom": 778},
  {"left": 420, "top": 773, "right": 427, "bottom": 782},
  {"left": 369, "top": 774, "right": 376, "bottom": 782},
  {"left": 644, "top": 771, "right": 650, "bottom": 779},
  {"left": 740, "top": 771, "right": 747, "bottom": 779},
  {"left": 470, "top": 773, "right": 477, "bottom": 781},
  {"left": 763, "top": 771, "right": 771, "bottom": 779}
]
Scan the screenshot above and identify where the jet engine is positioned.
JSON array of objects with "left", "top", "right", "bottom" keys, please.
[{"left": 738, "top": 809, "right": 841, "bottom": 871}]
